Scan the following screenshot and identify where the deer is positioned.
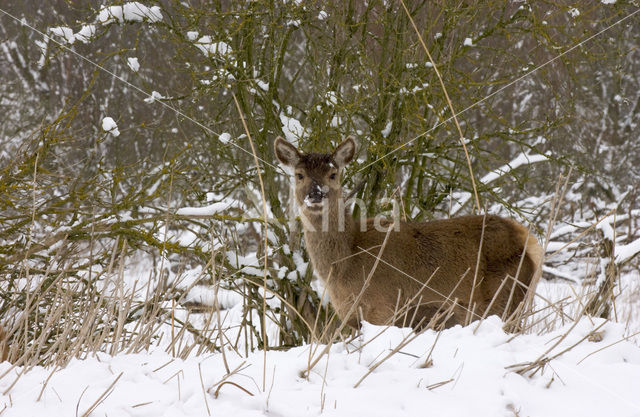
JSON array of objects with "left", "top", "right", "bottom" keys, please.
[{"left": 274, "top": 136, "right": 543, "bottom": 331}]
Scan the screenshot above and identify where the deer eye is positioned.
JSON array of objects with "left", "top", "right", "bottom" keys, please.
[
  {"left": 329, "top": 173, "right": 337, "bottom": 180},
  {"left": 296, "top": 173, "right": 304, "bottom": 180}
]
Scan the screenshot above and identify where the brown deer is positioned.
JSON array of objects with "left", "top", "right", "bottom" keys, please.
[{"left": 274, "top": 136, "right": 543, "bottom": 330}]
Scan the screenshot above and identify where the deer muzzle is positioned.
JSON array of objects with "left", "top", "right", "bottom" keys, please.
[{"left": 305, "top": 183, "right": 328, "bottom": 207}]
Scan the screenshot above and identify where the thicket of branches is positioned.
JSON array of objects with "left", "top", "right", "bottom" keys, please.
[{"left": 1, "top": 0, "right": 639, "bottom": 364}]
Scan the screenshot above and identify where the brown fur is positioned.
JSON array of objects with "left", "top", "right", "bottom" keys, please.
[{"left": 275, "top": 137, "right": 543, "bottom": 330}]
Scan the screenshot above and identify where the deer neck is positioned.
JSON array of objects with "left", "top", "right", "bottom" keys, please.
[{"left": 300, "top": 198, "right": 355, "bottom": 281}]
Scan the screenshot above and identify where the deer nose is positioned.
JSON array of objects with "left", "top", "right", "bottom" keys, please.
[{"left": 307, "top": 184, "right": 327, "bottom": 203}]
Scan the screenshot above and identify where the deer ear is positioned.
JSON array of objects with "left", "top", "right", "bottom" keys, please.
[
  {"left": 332, "top": 136, "right": 356, "bottom": 168},
  {"left": 274, "top": 136, "right": 301, "bottom": 167}
]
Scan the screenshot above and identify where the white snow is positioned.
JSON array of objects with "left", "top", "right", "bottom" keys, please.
[
  {"left": 218, "top": 132, "right": 232, "bottom": 144},
  {"left": 47, "top": 3, "right": 161, "bottom": 48},
  {"left": 480, "top": 152, "right": 548, "bottom": 184},
  {"left": 47, "top": 25, "right": 97, "bottom": 45},
  {"left": 75, "top": 24, "right": 97, "bottom": 43},
  {"left": 1, "top": 317, "right": 639, "bottom": 417},
  {"left": 49, "top": 26, "right": 75, "bottom": 44},
  {"left": 279, "top": 113, "right": 307, "bottom": 146},
  {"left": 325, "top": 91, "right": 338, "bottom": 106},
  {"left": 318, "top": 11, "right": 328, "bottom": 20},
  {"left": 256, "top": 80, "right": 269, "bottom": 92},
  {"left": 381, "top": 120, "right": 393, "bottom": 138},
  {"left": 616, "top": 237, "right": 640, "bottom": 265},
  {"left": 176, "top": 201, "right": 238, "bottom": 217},
  {"left": 101, "top": 116, "right": 120, "bottom": 137},
  {"left": 569, "top": 8, "right": 580, "bottom": 17},
  {"left": 127, "top": 57, "right": 140, "bottom": 72},
  {"left": 451, "top": 151, "right": 548, "bottom": 214},
  {"left": 97, "top": 2, "right": 163, "bottom": 25},
  {"left": 463, "top": 37, "right": 474, "bottom": 46},
  {"left": 596, "top": 218, "right": 616, "bottom": 242},
  {"left": 194, "top": 36, "right": 233, "bottom": 58},
  {"left": 144, "top": 90, "right": 166, "bottom": 103}
]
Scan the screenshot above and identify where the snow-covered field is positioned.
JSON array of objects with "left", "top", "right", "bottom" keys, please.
[{"left": 1, "top": 315, "right": 639, "bottom": 417}]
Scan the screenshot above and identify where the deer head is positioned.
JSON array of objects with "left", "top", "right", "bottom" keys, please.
[{"left": 274, "top": 136, "right": 356, "bottom": 216}]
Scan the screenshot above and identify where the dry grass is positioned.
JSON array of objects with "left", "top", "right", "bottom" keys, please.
[{"left": 0, "top": 170, "right": 638, "bottom": 402}]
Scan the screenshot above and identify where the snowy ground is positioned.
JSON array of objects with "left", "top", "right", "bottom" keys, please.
[{"left": 1, "top": 314, "right": 639, "bottom": 417}]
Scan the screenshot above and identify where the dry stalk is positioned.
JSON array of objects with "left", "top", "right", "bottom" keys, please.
[
  {"left": 198, "top": 363, "right": 212, "bottom": 416},
  {"left": 466, "top": 213, "right": 487, "bottom": 326},
  {"left": 208, "top": 360, "right": 251, "bottom": 398},
  {"left": 36, "top": 363, "right": 59, "bottom": 403},
  {"left": 426, "top": 378, "right": 454, "bottom": 390},
  {"left": 546, "top": 208, "right": 617, "bottom": 261},
  {"left": 211, "top": 242, "right": 230, "bottom": 374},
  {"left": 306, "top": 269, "right": 335, "bottom": 377},
  {"left": 473, "top": 275, "right": 511, "bottom": 334},
  {"left": 507, "top": 319, "right": 607, "bottom": 377},
  {"left": 389, "top": 267, "right": 441, "bottom": 329},
  {"left": 79, "top": 372, "right": 123, "bottom": 417},
  {"left": 231, "top": 92, "right": 269, "bottom": 391},
  {"left": 577, "top": 329, "right": 640, "bottom": 365},
  {"left": 421, "top": 328, "right": 442, "bottom": 368},
  {"left": 502, "top": 232, "right": 536, "bottom": 332},
  {"left": 353, "top": 303, "right": 456, "bottom": 388},
  {"left": 213, "top": 380, "right": 254, "bottom": 399}
]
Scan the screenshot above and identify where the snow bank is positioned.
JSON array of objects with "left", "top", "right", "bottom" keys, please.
[{"left": 1, "top": 317, "right": 639, "bottom": 417}]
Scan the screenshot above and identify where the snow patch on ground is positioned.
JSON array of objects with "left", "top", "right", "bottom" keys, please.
[{"left": 1, "top": 317, "right": 639, "bottom": 417}]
